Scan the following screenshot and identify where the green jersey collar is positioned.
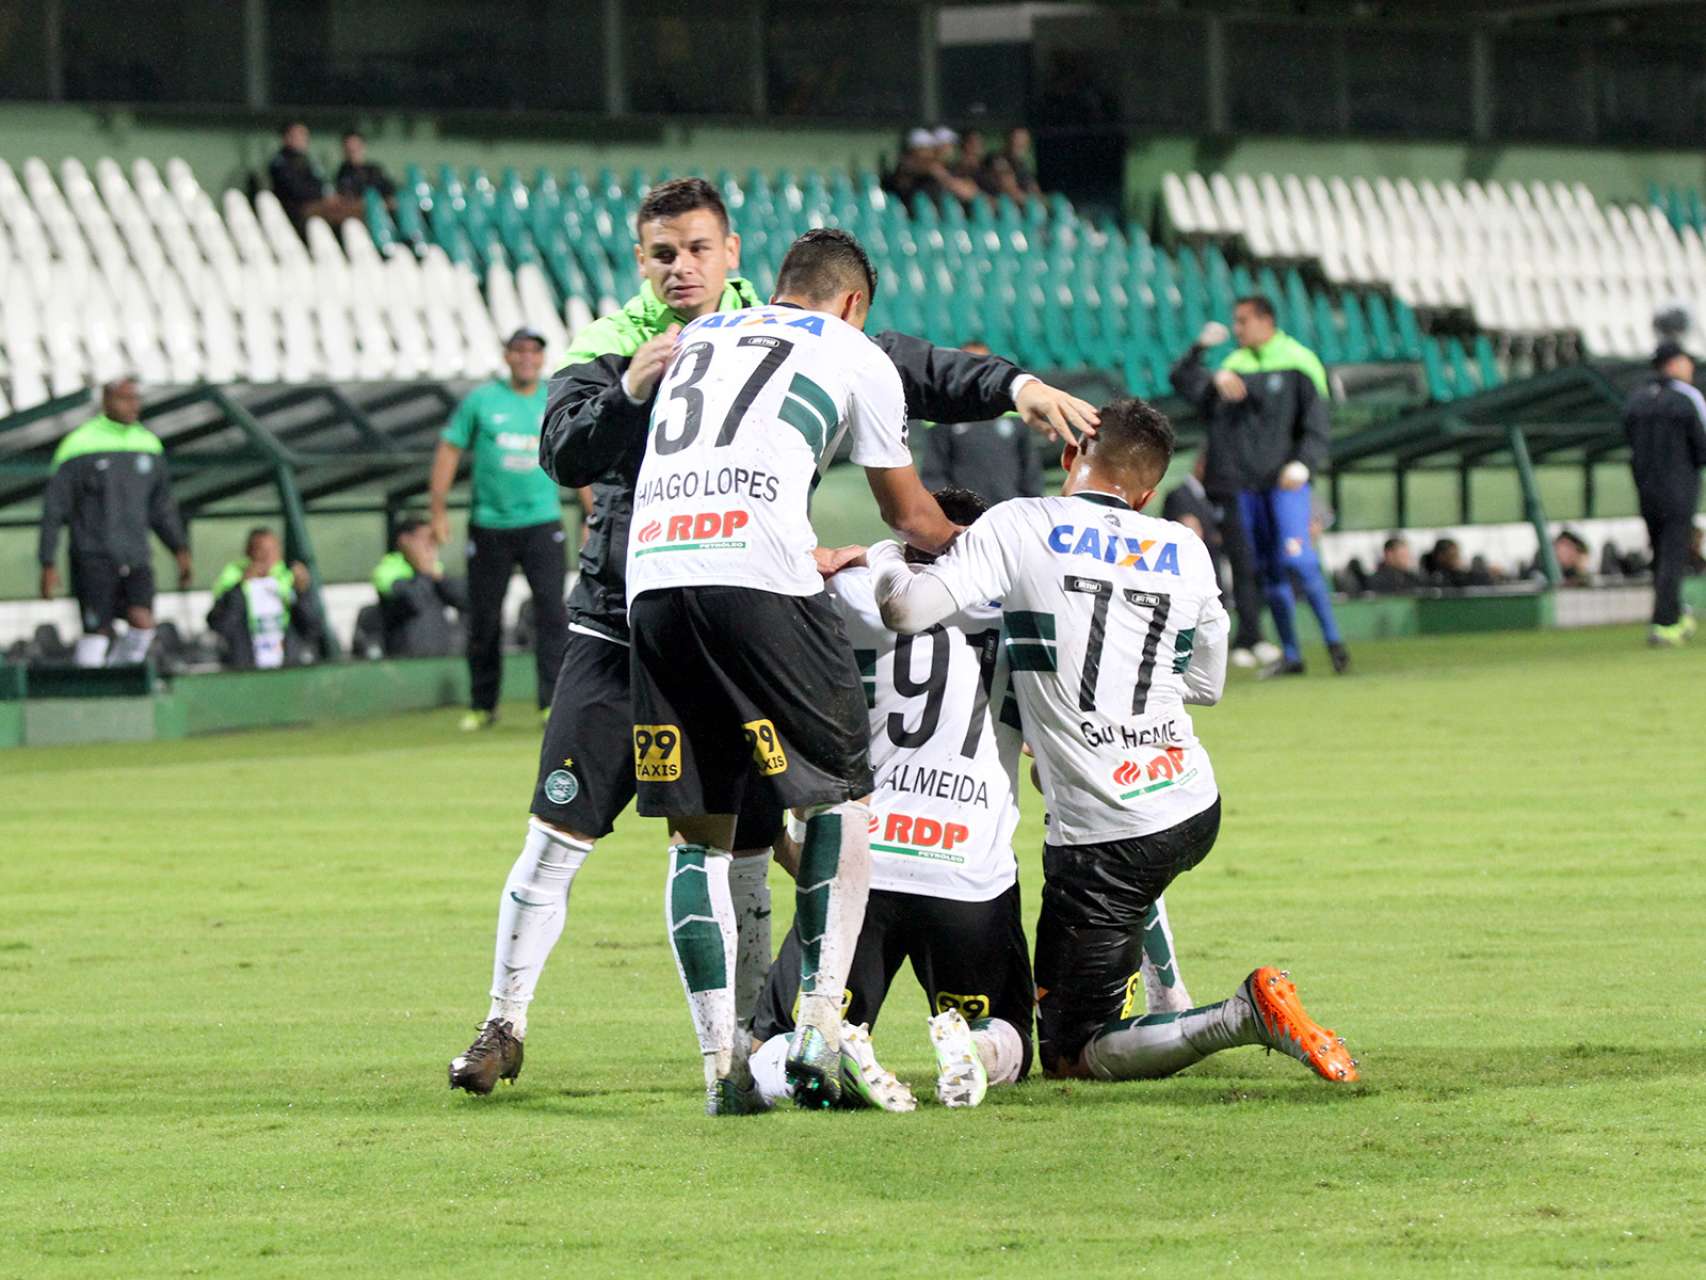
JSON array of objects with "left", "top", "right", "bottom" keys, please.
[{"left": 633, "top": 276, "right": 761, "bottom": 330}]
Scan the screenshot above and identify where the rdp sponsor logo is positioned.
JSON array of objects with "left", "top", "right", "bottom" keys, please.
[
  {"left": 1047, "top": 524, "right": 1180, "bottom": 575},
  {"left": 633, "top": 509, "right": 750, "bottom": 556},
  {"left": 1112, "top": 746, "right": 1198, "bottom": 799},
  {"left": 869, "top": 812, "right": 971, "bottom": 864}
]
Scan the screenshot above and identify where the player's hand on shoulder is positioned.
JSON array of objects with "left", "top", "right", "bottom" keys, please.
[
  {"left": 1015, "top": 379, "right": 1099, "bottom": 445},
  {"left": 1212, "top": 369, "right": 1248, "bottom": 403},
  {"left": 622, "top": 323, "right": 683, "bottom": 402},
  {"left": 813, "top": 544, "right": 868, "bottom": 577}
]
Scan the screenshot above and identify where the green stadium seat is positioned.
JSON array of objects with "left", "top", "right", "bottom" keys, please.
[
  {"left": 1393, "top": 299, "right": 1424, "bottom": 360},
  {"left": 1365, "top": 294, "right": 1399, "bottom": 361},
  {"left": 1474, "top": 334, "right": 1501, "bottom": 390},
  {"left": 1421, "top": 339, "right": 1454, "bottom": 402},
  {"left": 1341, "top": 293, "right": 1372, "bottom": 362}
]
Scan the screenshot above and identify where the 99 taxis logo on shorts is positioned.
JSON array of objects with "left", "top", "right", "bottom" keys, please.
[
  {"left": 634, "top": 724, "right": 682, "bottom": 781},
  {"left": 633, "top": 510, "right": 750, "bottom": 556}
]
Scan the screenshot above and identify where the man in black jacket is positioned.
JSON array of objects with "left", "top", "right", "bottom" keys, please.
[
  {"left": 1624, "top": 340, "right": 1706, "bottom": 646},
  {"left": 447, "top": 177, "right": 1099, "bottom": 1095},
  {"left": 1170, "top": 321, "right": 1274, "bottom": 670},
  {"left": 1171, "top": 301, "right": 1346, "bottom": 677},
  {"left": 206, "top": 527, "right": 323, "bottom": 669},
  {"left": 38, "top": 378, "right": 192, "bottom": 667},
  {"left": 374, "top": 518, "right": 468, "bottom": 658}
]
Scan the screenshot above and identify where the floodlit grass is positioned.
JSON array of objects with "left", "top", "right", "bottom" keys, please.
[{"left": 3, "top": 625, "right": 1703, "bottom": 1277}]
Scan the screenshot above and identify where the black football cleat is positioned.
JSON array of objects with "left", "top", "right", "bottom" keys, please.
[
  {"left": 1328, "top": 643, "right": 1351, "bottom": 675},
  {"left": 449, "top": 1019, "right": 524, "bottom": 1094},
  {"left": 1259, "top": 658, "right": 1307, "bottom": 679}
]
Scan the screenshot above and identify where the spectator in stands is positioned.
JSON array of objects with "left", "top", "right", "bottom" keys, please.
[
  {"left": 931, "top": 127, "right": 982, "bottom": 205},
  {"left": 268, "top": 121, "right": 359, "bottom": 234},
  {"left": 1552, "top": 530, "right": 1592, "bottom": 587},
  {"left": 885, "top": 127, "right": 979, "bottom": 207},
  {"left": 430, "top": 327, "right": 568, "bottom": 730},
  {"left": 981, "top": 127, "right": 1043, "bottom": 206},
  {"left": 1366, "top": 536, "right": 1423, "bottom": 594},
  {"left": 374, "top": 518, "right": 467, "bottom": 658},
  {"left": 955, "top": 128, "right": 990, "bottom": 192},
  {"left": 1424, "top": 537, "right": 1494, "bottom": 589},
  {"left": 920, "top": 341, "right": 1043, "bottom": 502},
  {"left": 37, "top": 378, "right": 192, "bottom": 668},
  {"left": 333, "top": 130, "right": 395, "bottom": 207},
  {"left": 206, "top": 527, "right": 322, "bottom": 669},
  {"left": 1172, "top": 304, "right": 1342, "bottom": 675},
  {"left": 1622, "top": 339, "right": 1706, "bottom": 646}
]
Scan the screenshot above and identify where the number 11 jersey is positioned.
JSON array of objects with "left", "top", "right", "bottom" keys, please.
[
  {"left": 912, "top": 491, "right": 1228, "bottom": 845},
  {"left": 627, "top": 305, "right": 911, "bottom": 603}
]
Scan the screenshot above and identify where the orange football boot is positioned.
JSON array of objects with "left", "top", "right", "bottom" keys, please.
[{"left": 1243, "top": 966, "right": 1359, "bottom": 1083}]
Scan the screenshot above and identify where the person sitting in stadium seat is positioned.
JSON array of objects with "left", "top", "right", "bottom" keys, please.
[
  {"left": 1366, "top": 536, "right": 1423, "bottom": 594},
  {"left": 373, "top": 518, "right": 467, "bottom": 658},
  {"left": 1552, "top": 530, "right": 1592, "bottom": 587},
  {"left": 980, "top": 127, "right": 1043, "bottom": 206},
  {"left": 268, "top": 121, "right": 359, "bottom": 234},
  {"left": 333, "top": 130, "right": 396, "bottom": 208},
  {"left": 206, "top": 527, "right": 322, "bottom": 670}
]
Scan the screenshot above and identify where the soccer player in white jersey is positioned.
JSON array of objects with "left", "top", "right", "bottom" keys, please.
[
  {"left": 625, "top": 229, "right": 959, "bottom": 1114},
  {"left": 746, "top": 486, "right": 1028, "bottom": 1110},
  {"left": 867, "top": 398, "right": 1360, "bottom": 1085}
]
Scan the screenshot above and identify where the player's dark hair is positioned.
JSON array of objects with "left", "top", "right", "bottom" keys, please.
[
  {"left": 1383, "top": 536, "right": 1406, "bottom": 554},
  {"left": 635, "top": 177, "right": 730, "bottom": 239},
  {"left": 245, "top": 526, "right": 276, "bottom": 555},
  {"left": 1235, "top": 294, "right": 1276, "bottom": 321},
  {"left": 343, "top": 128, "right": 363, "bottom": 142},
  {"left": 904, "top": 486, "right": 990, "bottom": 564},
  {"left": 394, "top": 517, "right": 429, "bottom": 546},
  {"left": 1087, "top": 397, "right": 1175, "bottom": 492},
  {"left": 1555, "top": 529, "right": 1588, "bottom": 554},
  {"left": 774, "top": 228, "right": 879, "bottom": 305}
]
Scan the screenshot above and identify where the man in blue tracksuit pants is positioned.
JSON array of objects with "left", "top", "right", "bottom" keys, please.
[{"left": 1173, "top": 295, "right": 1348, "bottom": 676}]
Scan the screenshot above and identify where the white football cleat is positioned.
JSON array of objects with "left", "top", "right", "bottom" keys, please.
[
  {"left": 927, "top": 1008, "right": 988, "bottom": 1108},
  {"left": 1252, "top": 640, "right": 1283, "bottom": 664},
  {"left": 837, "top": 1022, "right": 916, "bottom": 1112},
  {"left": 1230, "top": 647, "right": 1258, "bottom": 669}
]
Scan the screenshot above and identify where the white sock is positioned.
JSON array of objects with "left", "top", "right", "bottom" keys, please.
[
  {"left": 74, "top": 635, "right": 111, "bottom": 667},
  {"left": 666, "top": 844, "right": 738, "bottom": 1084},
  {"left": 1084, "top": 989, "right": 1260, "bottom": 1081},
  {"left": 751, "top": 1033, "right": 793, "bottom": 1106},
  {"left": 970, "top": 1017, "right": 1026, "bottom": 1086},
  {"left": 1140, "top": 894, "right": 1193, "bottom": 1013},
  {"left": 108, "top": 626, "right": 155, "bottom": 665},
  {"left": 486, "top": 819, "right": 593, "bottom": 1037},
  {"left": 794, "top": 801, "right": 872, "bottom": 1046},
  {"left": 727, "top": 851, "right": 773, "bottom": 1025}
]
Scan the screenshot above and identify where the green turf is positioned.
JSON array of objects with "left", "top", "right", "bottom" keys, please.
[{"left": 3, "top": 626, "right": 1703, "bottom": 1277}]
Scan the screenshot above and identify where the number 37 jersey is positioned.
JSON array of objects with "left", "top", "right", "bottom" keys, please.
[
  {"left": 627, "top": 305, "right": 911, "bottom": 603},
  {"left": 915, "top": 492, "right": 1229, "bottom": 845}
]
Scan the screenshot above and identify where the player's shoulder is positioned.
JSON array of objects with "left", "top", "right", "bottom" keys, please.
[
  {"left": 826, "top": 565, "right": 884, "bottom": 630},
  {"left": 562, "top": 301, "right": 647, "bottom": 364}
]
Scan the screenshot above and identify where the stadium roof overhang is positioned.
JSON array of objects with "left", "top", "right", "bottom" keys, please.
[{"left": 1327, "top": 359, "right": 1649, "bottom": 582}]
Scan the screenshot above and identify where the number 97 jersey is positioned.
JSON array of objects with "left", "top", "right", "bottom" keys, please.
[
  {"left": 830, "top": 567, "right": 1022, "bottom": 903},
  {"left": 915, "top": 493, "right": 1228, "bottom": 846},
  {"left": 627, "top": 305, "right": 911, "bottom": 603}
]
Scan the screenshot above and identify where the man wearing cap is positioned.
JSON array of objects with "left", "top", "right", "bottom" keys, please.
[
  {"left": 430, "top": 328, "right": 568, "bottom": 728},
  {"left": 38, "top": 377, "right": 192, "bottom": 667},
  {"left": 1623, "top": 340, "right": 1706, "bottom": 646}
]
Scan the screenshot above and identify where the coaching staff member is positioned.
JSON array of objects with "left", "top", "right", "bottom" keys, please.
[
  {"left": 1624, "top": 339, "right": 1706, "bottom": 646},
  {"left": 38, "top": 378, "right": 191, "bottom": 667},
  {"left": 430, "top": 327, "right": 568, "bottom": 730}
]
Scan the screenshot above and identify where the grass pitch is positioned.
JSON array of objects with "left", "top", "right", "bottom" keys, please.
[{"left": 3, "top": 625, "right": 1703, "bottom": 1277}]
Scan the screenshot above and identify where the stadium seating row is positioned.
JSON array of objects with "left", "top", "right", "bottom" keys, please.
[
  {"left": 1163, "top": 170, "right": 1696, "bottom": 361},
  {"left": 3, "top": 153, "right": 1503, "bottom": 420}
]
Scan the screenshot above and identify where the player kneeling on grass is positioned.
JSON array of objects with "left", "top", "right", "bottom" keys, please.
[
  {"left": 750, "top": 487, "right": 1196, "bottom": 1110},
  {"left": 865, "top": 398, "right": 1360, "bottom": 1084}
]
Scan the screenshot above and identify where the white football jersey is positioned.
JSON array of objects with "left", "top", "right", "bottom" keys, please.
[
  {"left": 830, "top": 568, "right": 1021, "bottom": 903},
  {"left": 627, "top": 305, "right": 910, "bottom": 601},
  {"left": 908, "top": 491, "right": 1227, "bottom": 845}
]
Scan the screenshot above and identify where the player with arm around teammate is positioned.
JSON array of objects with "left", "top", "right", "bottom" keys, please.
[
  {"left": 626, "top": 229, "right": 965, "bottom": 1114},
  {"left": 447, "top": 180, "right": 1097, "bottom": 1097},
  {"left": 867, "top": 398, "right": 1360, "bottom": 1086}
]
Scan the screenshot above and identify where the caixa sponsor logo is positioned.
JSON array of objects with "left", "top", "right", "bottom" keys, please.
[
  {"left": 634, "top": 509, "right": 750, "bottom": 553},
  {"left": 868, "top": 811, "right": 971, "bottom": 864},
  {"left": 1112, "top": 746, "right": 1197, "bottom": 799},
  {"left": 1048, "top": 524, "right": 1181, "bottom": 574}
]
